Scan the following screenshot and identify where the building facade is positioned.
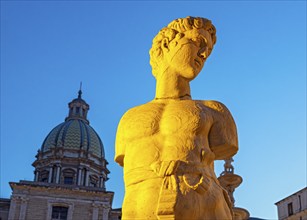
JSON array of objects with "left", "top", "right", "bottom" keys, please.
[
  {"left": 1, "top": 91, "right": 121, "bottom": 220},
  {"left": 275, "top": 187, "right": 307, "bottom": 220}
]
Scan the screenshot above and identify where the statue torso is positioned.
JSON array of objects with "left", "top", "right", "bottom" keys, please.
[
  {"left": 121, "top": 99, "right": 215, "bottom": 173},
  {"left": 116, "top": 99, "right": 235, "bottom": 219}
]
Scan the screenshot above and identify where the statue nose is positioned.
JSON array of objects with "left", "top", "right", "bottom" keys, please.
[{"left": 198, "top": 47, "right": 207, "bottom": 59}]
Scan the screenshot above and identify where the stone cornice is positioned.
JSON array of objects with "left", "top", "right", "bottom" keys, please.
[
  {"left": 9, "top": 181, "right": 114, "bottom": 198},
  {"left": 33, "top": 156, "right": 110, "bottom": 174}
]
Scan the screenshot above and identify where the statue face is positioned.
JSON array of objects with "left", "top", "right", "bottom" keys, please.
[{"left": 164, "top": 29, "right": 213, "bottom": 80}]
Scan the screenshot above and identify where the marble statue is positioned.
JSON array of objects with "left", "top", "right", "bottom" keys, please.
[{"left": 115, "top": 16, "right": 238, "bottom": 220}]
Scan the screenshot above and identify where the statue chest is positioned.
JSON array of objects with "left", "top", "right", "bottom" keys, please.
[
  {"left": 124, "top": 102, "right": 164, "bottom": 138},
  {"left": 159, "top": 101, "right": 210, "bottom": 136},
  {"left": 124, "top": 100, "right": 211, "bottom": 139}
]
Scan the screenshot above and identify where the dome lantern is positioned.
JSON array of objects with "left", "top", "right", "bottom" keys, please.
[{"left": 65, "top": 88, "right": 90, "bottom": 124}]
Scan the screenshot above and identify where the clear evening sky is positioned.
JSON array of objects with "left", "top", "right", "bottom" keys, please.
[{"left": 1, "top": 1, "right": 306, "bottom": 219}]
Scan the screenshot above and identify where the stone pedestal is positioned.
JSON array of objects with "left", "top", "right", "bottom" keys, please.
[{"left": 218, "top": 158, "right": 250, "bottom": 220}]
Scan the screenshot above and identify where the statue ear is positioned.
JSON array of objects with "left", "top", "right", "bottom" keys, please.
[{"left": 162, "top": 38, "right": 169, "bottom": 52}]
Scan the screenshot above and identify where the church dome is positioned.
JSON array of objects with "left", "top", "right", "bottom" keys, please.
[
  {"left": 33, "top": 89, "right": 109, "bottom": 189},
  {"left": 40, "top": 90, "right": 105, "bottom": 158},
  {"left": 41, "top": 119, "right": 104, "bottom": 158}
]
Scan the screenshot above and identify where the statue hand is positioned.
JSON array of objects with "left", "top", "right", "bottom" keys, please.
[{"left": 150, "top": 160, "right": 180, "bottom": 177}]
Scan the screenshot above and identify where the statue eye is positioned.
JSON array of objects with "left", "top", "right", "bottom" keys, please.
[
  {"left": 200, "top": 38, "right": 207, "bottom": 48},
  {"left": 191, "top": 38, "right": 201, "bottom": 46}
]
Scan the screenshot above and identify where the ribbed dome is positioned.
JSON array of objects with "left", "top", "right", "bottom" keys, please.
[
  {"left": 41, "top": 119, "right": 105, "bottom": 158},
  {"left": 40, "top": 89, "right": 105, "bottom": 159}
]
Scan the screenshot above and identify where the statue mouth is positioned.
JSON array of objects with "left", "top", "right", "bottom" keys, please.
[{"left": 194, "top": 59, "right": 202, "bottom": 67}]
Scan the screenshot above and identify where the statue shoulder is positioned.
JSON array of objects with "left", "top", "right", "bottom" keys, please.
[
  {"left": 120, "top": 101, "right": 164, "bottom": 123},
  {"left": 117, "top": 101, "right": 165, "bottom": 139},
  {"left": 119, "top": 105, "right": 142, "bottom": 122},
  {"left": 115, "top": 101, "right": 164, "bottom": 166},
  {"left": 201, "top": 100, "right": 231, "bottom": 115},
  {"left": 200, "top": 100, "right": 238, "bottom": 160},
  {"left": 116, "top": 106, "right": 143, "bottom": 134},
  {"left": 115, "top": 105, "right": 142, "bottom": 166}
]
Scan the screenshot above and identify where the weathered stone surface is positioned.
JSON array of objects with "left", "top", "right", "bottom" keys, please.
[{"left": 115, "top": 16, "right": 238, "bottom": 220}]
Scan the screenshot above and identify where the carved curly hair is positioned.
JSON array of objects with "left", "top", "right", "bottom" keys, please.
[{"left": 149, "top": 16, "right": 216, "bottom": 77}]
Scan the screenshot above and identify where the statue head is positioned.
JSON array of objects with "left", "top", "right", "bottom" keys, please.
[{"left": 149, "top": 16, "right": 216, "bottom": 78}]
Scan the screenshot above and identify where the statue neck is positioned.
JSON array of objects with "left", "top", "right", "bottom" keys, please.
[{"left": 155, "top": 72, "right": 191, "bottom": 100}]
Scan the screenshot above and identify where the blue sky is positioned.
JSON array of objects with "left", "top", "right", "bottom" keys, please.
[{"left": 1, "top": 1, "right": 306, "bottom": 219}]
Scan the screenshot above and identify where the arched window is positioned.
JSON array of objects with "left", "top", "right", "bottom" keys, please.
[
  {"left": 83, "top": 168, "right": 87, "bottom": 186},
  {"left": 51, "top": 206, "right": 68, "bottom": 220},
  {"left": 89, "top": 175, "right": 98, "bottom": 187},
  {"left": 61, "top": 169, "right": 75, "bottom": 185},
  {"left": 40, "top": 170, "right": 49, "bottom": 183},
  {"left": 52, "top": 165, "right": 57, "bottom": 183}
]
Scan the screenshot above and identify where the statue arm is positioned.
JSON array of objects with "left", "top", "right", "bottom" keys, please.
[
  {"left": 203, "top": 100, "right": 238, "bottom": 160},
  {"left": 114, "top": 112, "right": 129, "bottom": 167}
]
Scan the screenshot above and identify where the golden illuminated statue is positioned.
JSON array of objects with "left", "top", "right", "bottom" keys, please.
[{"left": 115, "top": 16, "right": 238, "bottom": 220}]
